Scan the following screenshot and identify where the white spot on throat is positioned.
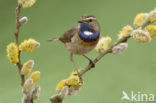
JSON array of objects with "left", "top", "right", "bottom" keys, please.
[{"left": 83, "top": 31, "right": 93, "bottom": 36}]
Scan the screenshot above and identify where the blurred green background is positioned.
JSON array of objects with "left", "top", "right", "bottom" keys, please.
[{"left": 0, "top": 0, "right": 156, "bottom": 103}]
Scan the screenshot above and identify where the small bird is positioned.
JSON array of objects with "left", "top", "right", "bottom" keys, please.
[{"left": 48, "top": 14, "right": 100, "bottom": 81}]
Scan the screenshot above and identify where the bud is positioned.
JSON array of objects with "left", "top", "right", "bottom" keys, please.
[
  {"left": 22, "top": 94, "right": 31, "bottom": 103},
  {"left": 58, "top": 86, "right": 69, "bottom": 99},
  {"left": 32, "top": 86, "right": 41, "bottom": 99},
  {"left": 7, "top": 43, "right": 19, "bottom": 64},
  {"left": 132, "top": 29, "right": 151, "bottom": 43},
  {"left": 112, "top": 43, "right": 128, "bottom": 54},
  {"left": 146, "top": 25, "right": 156, "bottom": 37},
  {"left": 19, "top": 38, "right": 40, "bottom": 52},
  {"left": 68, "top": 86, "right": 81, "bottom": 96},
  {"left": 23, "top": 78, "right": 34, "bottom": 95},
  {"left": 18, "top": 0, "right": 37, "bottom": 8},
  {"left": 95, "top": 36, "right": 112, "bottom": 53},
  {"left": 50, "top": 95, "right": 62, "bottom": 103},
  {"left": 21, "top": 60, "right": 34, "bottom": 75},
  {"left": 19, "top": 16, "right": 28, "bottom": 25},
  {"left": 118, "top": 25, "right": 133, "bottom": 40},
  {"left": 30, "top": 71, "right": 40, "bottom": 83},
  {"left": 149, "top": 9, "right": 156, "bottom": 22},
  {"left": 133, "top": 13, "right": 149, "bottom": 28}
]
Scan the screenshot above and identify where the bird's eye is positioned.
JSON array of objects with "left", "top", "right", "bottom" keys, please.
[{"left": 89, "top": 19, "right": 93, "bottom": 22}]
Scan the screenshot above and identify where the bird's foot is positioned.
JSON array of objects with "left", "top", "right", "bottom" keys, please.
[
  {"left": 83, "top": 55, "right": 95, "bottom": 68},
  {"left": 77, "top": 71, "right": 83, "bottom": 83},
  {"left": 89, "top": 59, "right": 95, "bottom": 68}
]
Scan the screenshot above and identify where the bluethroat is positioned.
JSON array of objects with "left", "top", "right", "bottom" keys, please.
[{"left": 48, "top": 14, "right": 100, "bottom": 82}]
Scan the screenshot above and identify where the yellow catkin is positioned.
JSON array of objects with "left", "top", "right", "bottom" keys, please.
[
  {"left": 56, "top": 80, "right": 67, "bottom": 92},
  {"left": 132, "top": 29, "right": 151, "bottom": 43},
  {"left": 149, "top": 9, "right": 156, "bottom": 22},
  {"left": 134, "top": 13, "right": 149, "bottom": 28},
  {"left": 21, "top": 60, "right": 34, "bottom": 75},
  {"left": 95, "top": 36, "right": 112, "bottom": 53},
  {"left": 118, "top": 25, "right": 133, "bottom": 39},
  {"left": 30, "top": 71, "right": 40, "bottom": 83},
  {"left": 7, "top": 43, "right": 19, "bottom": 64},
  {"left": 18, "top": 0, "right": 37, "bottom": 8},
  {"left": 56, "top": 69, "right": 84, "bottom": 92},
  {"left": 146, "top": 25, "right": 156, "bottom": 37},
  {"left": 69, "top": 69, "right": 83, "bottom": 77},
  {"left": 67, "top": 71, "right": 84, "bottom": 96},
  {"left": 66, "top": 71, "right": 83, "bottom": 87},
  {"left": 66, "top": 76, "right": 83, "bottom": 87},
  {"left": 19, "top": 38, "right": 40, "bottom": 52}
]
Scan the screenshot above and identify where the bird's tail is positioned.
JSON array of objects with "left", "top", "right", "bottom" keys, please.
[{"left": 47, "top": 38, "right": 60, "bottom": 42}]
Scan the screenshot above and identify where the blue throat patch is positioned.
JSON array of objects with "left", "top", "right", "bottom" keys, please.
[{"left": 79, "top": 23, "right": 100, "bottom": 42}]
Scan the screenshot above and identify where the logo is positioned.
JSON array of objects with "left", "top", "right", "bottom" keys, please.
[{"left": 121, "top": 91, "right": 154, "bottom": 102}]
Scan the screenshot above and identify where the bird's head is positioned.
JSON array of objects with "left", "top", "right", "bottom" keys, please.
[
  {"left": 78, "top": 14, "right": 100, "bottom": 42},
  {"left": 78, "top": 14, "right": 100, "bottom": 32}
]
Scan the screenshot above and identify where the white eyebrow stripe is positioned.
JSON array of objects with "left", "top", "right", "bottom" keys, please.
[
  {"left": 86, "top": 17, "right": 95, "bottom": 20},
  {"left": 84, "top": 31, "right": 93, "bottom": 36}
]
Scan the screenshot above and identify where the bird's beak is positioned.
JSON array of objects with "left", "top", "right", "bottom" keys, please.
[
  {"left": 78, "top": 20, "right": 88, "bottom": 23},
  {"left": 78, "top": 20, "right": 83, "bottom": 23}
]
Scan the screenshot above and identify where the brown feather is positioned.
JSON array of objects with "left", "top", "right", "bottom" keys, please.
[{"left": 59, "top": 25, "right": 79, "bottom": 43}]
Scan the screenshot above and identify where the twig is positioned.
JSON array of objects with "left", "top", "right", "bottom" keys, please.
[
  {"left": 80, "top": 35, "right": 131, "bottom": 75},
  {"left": 50, "top": 34, "right": 131, "bottom": 103},
  {"left": 14, "top": 4, "right": 21, "bottom": 45},
  {"left": 13, "top": 3, "right": 25, "bottom": 86},
  {"left": 80, "top": 14, "right": 150, "bottom": 75}
]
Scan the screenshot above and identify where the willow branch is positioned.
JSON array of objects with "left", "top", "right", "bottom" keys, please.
[
  {"left": 50, "top": 34, "right": 131, "bottom": 103},
  {"left": 14, "top": 3, "right": 25, "bottom": 87},
  {"left": 50, "top": 8, "right": 156, "bottom": 103},
  {"left": 80, "top": 14, "right": 152, "bottom": 75},
  {"left": 14, "top": 3, "right": 34, "bottom": 103},
  {"left": 80, "top": 34, "right": 131, "bottom": 75},
  {"left": 50, "top": 22, "right": 147, "bottom": 103}
]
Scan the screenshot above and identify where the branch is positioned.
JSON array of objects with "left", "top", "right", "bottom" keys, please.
[
  {"left": 13, "top": 3, "right": 25, "bottom": 87},
  {"left": 7, "top": 1, "right": 40, "bottom": 103},
  {"left": 50, "top": 34, "right": 131, "bottom": 103},
  {"left": 50, "top": 8, "right": 156, "bottom": 103},
  {"left": 80, "top": 35, "right": 131, "bottom": 75},
  {"left": 14, "top": 3, "right": 21, "bottom": 45},
  {"left": 14, "top": 3, "right": 34, "bottom": 103},
  {"left": 81, "top": 11, "right": 153, "bottom": 75},
  {"left": 80, "top": 12, "right": 153, "bottom": 75}
]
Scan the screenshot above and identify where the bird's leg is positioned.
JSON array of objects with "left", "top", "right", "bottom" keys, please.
[
  {"left": 83, "top": 55, "right": 95, "bottom": 68},
  {"left": 70, "top": 53, "right": 83, "bottom": 83}
]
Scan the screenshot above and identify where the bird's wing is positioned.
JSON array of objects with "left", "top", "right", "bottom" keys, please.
[{"left": 59, "top": 24, "right": 79, "bottom": 43}]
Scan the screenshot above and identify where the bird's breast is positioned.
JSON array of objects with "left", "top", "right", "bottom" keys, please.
[
  {"left": 78, "top": 23, "right": 100, "bottom": 42},
  {"left": 79, "top": 30, "right": 100, "bottom": 42},
  {"left": 64, "top": 23, "right": 100, "bottom": 55},
  {"left": 78, "top": 36, "right": 99, "bottom": 47},
  {"left": 65, "top": 34, "right": 99, "bottom": 55}
]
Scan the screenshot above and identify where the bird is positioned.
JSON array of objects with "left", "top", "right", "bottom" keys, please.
[{"left": 47, "top": 14, "right": 101, "bottom": 82}]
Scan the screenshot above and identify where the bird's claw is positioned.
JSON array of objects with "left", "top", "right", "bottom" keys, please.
[
  {"left": 89, "top": 60, "right": 95, "bottom": 68},
  {"left": 77, "top": 71, "right": 83, "bottom": 83}
]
